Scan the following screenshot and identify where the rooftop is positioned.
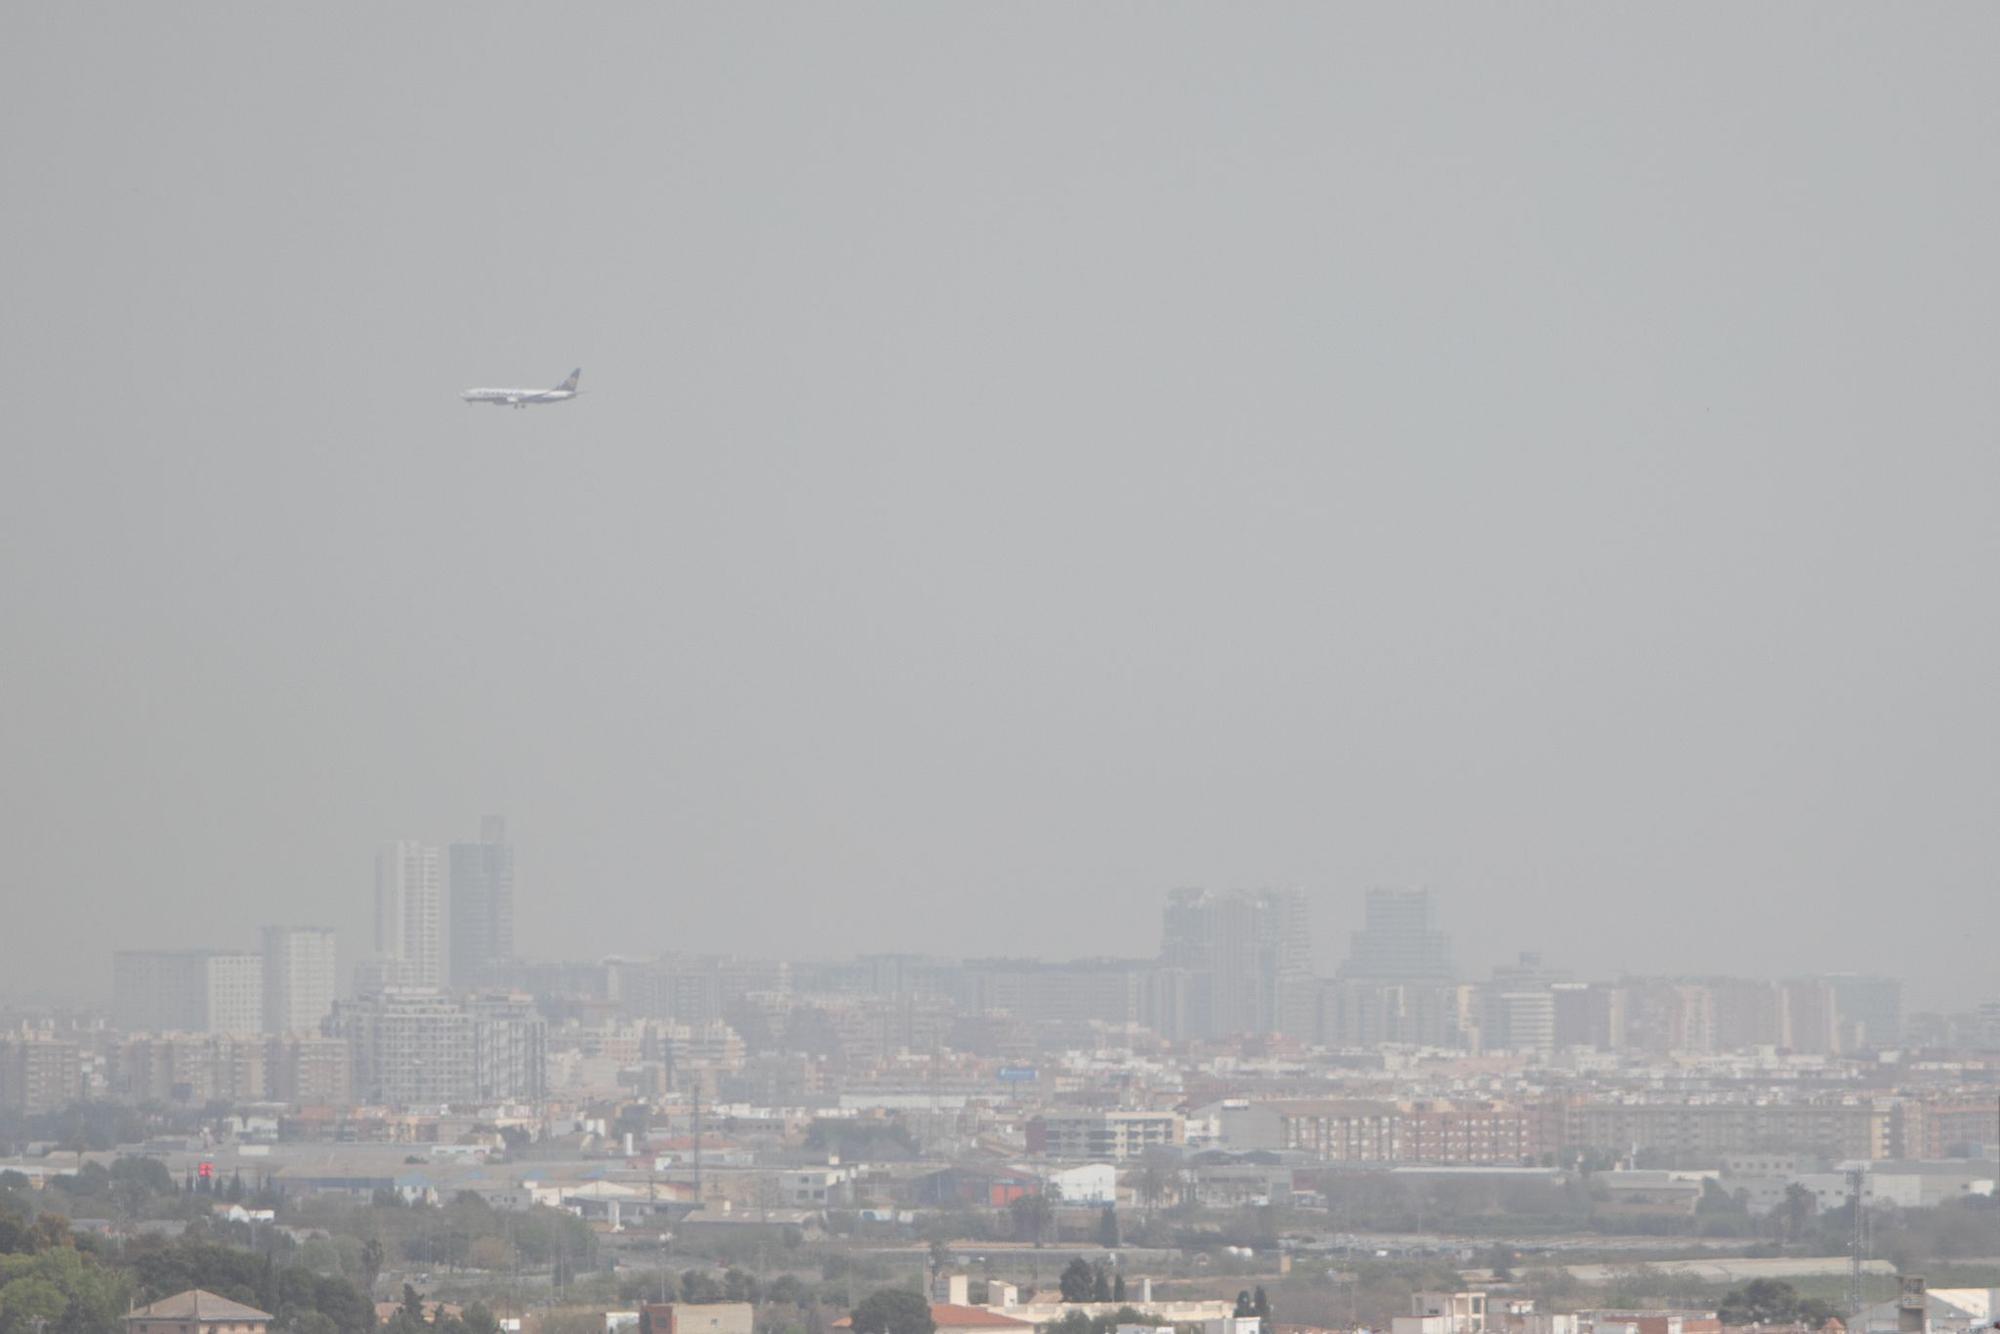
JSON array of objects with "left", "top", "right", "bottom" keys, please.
[{"left": 129, "top": 1291, "right": 274, "bottom": 1323}]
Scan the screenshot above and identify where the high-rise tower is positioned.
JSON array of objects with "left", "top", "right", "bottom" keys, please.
[
  {"left": 449, "top": 815, "right": 515, "bottom": 987},
  {"left": 261, "top": 925, "right": 337, "bottom": 1034},
  {"left": 1338, "top": 888, "right": 1455, "bottom": 982},
  {"left": 373, "top": 840, "right": 443, "bottom": 989},
  {"left": 1158, "top": 888, "right": 1312, "bottom": 1039},
  {"left": 1322, "top": 889, "right": 1458, "bottom": 1047}
]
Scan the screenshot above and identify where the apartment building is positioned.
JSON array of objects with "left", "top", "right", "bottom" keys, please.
[
  {"left": 0, "top": 1036, "right": 84, "bottom": 1115},
  {"left": 261, "top": 926, "right": 337, "bottom": 1036},
  {"left": 1559, "top": 1098, "right": 1892, "bottom": 1164},
  {"left": 334, "top": 988, "right": 545, "bottom": 1106},
  {"left": 1027, "top": 1109, "right": 1184, "bottom": 1160},
  {"left": 113, "top": 950, "right": 264, "bottom": 1035}
]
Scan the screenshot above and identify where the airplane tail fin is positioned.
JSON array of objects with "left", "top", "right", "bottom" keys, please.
[{"left": 557, "top": 368, "right": 581, "bottom": 392}]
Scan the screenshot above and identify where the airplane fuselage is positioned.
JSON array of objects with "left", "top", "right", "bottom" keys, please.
[
  {"left": 461, "top": 368, "right": 582, "bottom": 408},
  {"left": 460, "top": 388, "right": 578, "bottom": 408}
]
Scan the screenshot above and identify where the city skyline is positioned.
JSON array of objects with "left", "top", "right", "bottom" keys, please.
[
  {"left": 31, "top": 865, "right": 1984, "bottom": 1015},
  {"left": 23, "top": 843, "right": 1993, "bottom": 1010},
  {"left": 17, "top": 808, "right": 1991, "bottom": 1016},
  {"left": 73, "top": 878, "right": 1944, "bottom": 1054}
]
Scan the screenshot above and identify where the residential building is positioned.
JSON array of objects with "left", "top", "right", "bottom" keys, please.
[
  {"left": 1217, "top": 1098, "right": 1402, "bottom": 1161},
  {"left": 1401, "top": 1100, "right": 1539, "bottom": 1164},
  {"left": 260, "top": 926, "right": 337, "bottom": 1035},
  {"left": 1027, "top": 1109, "right": 1183, "bottom": 1160},
  {"left": 960, "top": 958, "right": 1152, "bottom": 1028},
  {"left": 640, "top": 1305, "right": 755, "bottom": 1334},
  {"left": 1319, "top": 978, "right": 1459, "bottom": 1047},
  {"left": 1551, "top": 981, "right": 1625, "bottom": 1050},
  {"left": 1394, "top": 1292, "right": 1488, "bottom": 1334},
  {"left": 373, "top": 840, "right": 443, "bottom": 989},
  {"left": 468, "top": 991, "right": 546, "bottom": 1102},
  {"left": 1560, "top": 1098, "right": 1892, "bottom": 1164},
  {"left": 267, "top": 1035, "right": 354, "bottom": 1105},
  {"left": 109, "top": 1034, "right": 267, "bottom": 1105},
  {"left": 1777, "top": 977, "right": 1841, "bottom": 1056},
  {"left": 0, "top": 1035, "right": 83, "bottom": 1115},
  {"left": 1828, "top": 974, "right": 1904, "bottom": 1050},
  {"left": 1710, "top": 977, "right": 1781, "bottom": 1050},
  {"left": 1482, "top": 989, "right": 1557, "bottom": 1055},
  {"left": 334, "top": 988, "right": 544, "bottom": 1106},
  {"left": 128, "top": 1291, "right": 272, "bottom": 1334},
  {"left": 336, "top": 989, "right": 473, "bottom": 1105},
  {"left": 113, "top": 950, "right": 263, "bottom": 1034}
]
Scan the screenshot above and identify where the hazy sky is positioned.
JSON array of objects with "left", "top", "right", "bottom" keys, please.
[{"left": 3, "top": 6, "right": 1995, "bottom": 1010}]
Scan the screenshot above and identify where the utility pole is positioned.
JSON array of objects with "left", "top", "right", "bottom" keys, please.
[
  {"left": 1847, "top": 1166, "right": 1866, "bottom": 1327},
  {"left": 692, "top": 1083, "right": 703, "bottom": 1203}
]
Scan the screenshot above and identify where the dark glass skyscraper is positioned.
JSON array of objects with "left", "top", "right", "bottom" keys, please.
[
  {"left": 1338, "top": 888, "right": 1454, "bottom": 982},
  {"left": 449, "top": 815, "right": 515, "bottom": 987},
  {"left": 1159, "top": 887, "right": 1312, "bottom": 1039}
]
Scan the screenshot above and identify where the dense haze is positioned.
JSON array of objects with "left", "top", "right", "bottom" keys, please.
[{"left": 2, "top": 6, "right": 1995, "bottom": 1009}]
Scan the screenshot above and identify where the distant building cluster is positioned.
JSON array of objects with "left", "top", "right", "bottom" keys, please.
[
  {"left": 0, "top": 867, "right": 1993, "bottom": 1202},
  {"left": 0, "top": 866, "right": 1994, "bottom": 1334}
]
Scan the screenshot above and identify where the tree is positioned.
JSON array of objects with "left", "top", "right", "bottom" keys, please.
[
  {"left": 1008, "top": 1194, "right": 1053, "bottom": 1248},
  {"left": 1696, "top": 1180, "right": 1745, "bottom": 1217},
  {"left": 466, "top": 1237, "right": 513, "bottom": 1272},
  {"left": 359, "top": 1239, "right": 385, "bottom": 1293},
  {"left": 1096, "top": 1207, "right": 1119, "bottom": 1250},
  {"left": 1779, "top": 1185, "right": 1816, "bottom": 1243},
  {"left": 1112, "top": 1277, "right": 1125, "bottom": 1303},
  {"left": 1234, "top": 1293, "right": 1255, "bottom": 1319},
  {"left": 308, "top": 1275, "right": 374, "bottom": 1334},
  {"left": 1719, "top": 1280, "right": 1808, "bottom": 1326},
  {"left": 1252, "top": 1288, "right": 1271, "bottom": 1320},
  {"left": 850, "top": 1290, "right": 935, "bottom": 1334},
  {"left": 461, "top": 1306, "right": 500, "bottom": 1334},
  {"left": 0, "top": 1276, "right": 70, "bottom": 1334},
  {"left": 1134, "top": 1157, "right": 1173, "bottom": 1219},
  {"left": 1059, "top": 1260, "right": 1096, "bottom": 1304},
  {"left": 399, "top": 1284, "right": 428, "bottom": 1324},
  {"left": 0, "top": 1218, "right": 40, "bottom": 1257},
  {"left": 0, "top": 1247, "right": 132, "bottom": 1334},
  {"left": 1091, "top": 1266, "right": 1111, "bottom": 1303}
]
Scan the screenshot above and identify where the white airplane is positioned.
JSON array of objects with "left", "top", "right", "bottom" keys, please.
[{"left": 461, "top": 368, "right": 582, "bottom": 409}]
